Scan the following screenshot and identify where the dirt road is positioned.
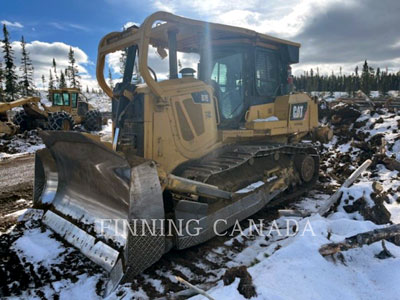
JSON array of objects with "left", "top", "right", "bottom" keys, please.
[{"left": 0, "top": 154, "right": 35, "bottom": 231}]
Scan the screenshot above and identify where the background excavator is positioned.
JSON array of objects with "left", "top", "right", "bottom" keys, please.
[
  {"left": 0, "top": 88, "right": 102, "bottom": 136},
  {"left": 33, "top": 11, "right": 331, "bottom": 294}
]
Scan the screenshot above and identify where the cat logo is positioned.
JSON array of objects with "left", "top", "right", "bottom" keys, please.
[{"left": 290, "top": 103, "right": 308, "bottom": 120}]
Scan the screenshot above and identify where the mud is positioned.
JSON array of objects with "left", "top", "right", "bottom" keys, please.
[
  {"left": 223, "top": 266, "right": 257, "bottom": 298},
  {"left": 0, "top": 154, "right": 34, "bottom": 232},
  {"left": 0, "top": 220, "right": 106, "bottom": 298}
]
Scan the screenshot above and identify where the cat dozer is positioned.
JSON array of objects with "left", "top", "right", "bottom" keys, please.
[{"left": 33, "top": 11, "right": 329, "bottom": 294}]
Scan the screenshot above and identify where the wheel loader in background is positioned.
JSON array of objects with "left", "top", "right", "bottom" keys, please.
[
  {"left": 33, "top": 11, "right": 331, "bottom": 295},
  {"left": 0, "top": 88, "right": 102, "bottom": 136}
]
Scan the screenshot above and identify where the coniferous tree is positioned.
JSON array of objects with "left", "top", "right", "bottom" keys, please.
[
  {"left": 86, "top": 85, "right": 89, "bottom": 93},
  {"left": 67, "top": 47, "right": 80, "bottom": 89},
  {"left": 41, "top": 74, "right": 46, "bottom": 90},
  {"left": 52, "top": 58, "right": 59, "bottom": 86},
  {"left": 292, "top": 63, "right": 400, "bottom": 95},
  {"left": 119, "top": 48, "right": 127, "bottom": 74},
  {"left": 48, "top": 69, "right": 55, "bottom": 90},
  {"left": 361, "top": 60, "right": 370, "bottom": 96},
  {"left": 19, "top": 36, "right": 35, "bottom": 96},
  {"left": 2, "top": 24, "right": 18, "bottom": 101},
  {"left": 108, "top": 69, "right": 114, "bottom": 90},
  {"left": 59, "top": 70, "right": 67, "bottom": 88},
  {"left": 0, "top": 61, "right": 4, "bottom": 101}
]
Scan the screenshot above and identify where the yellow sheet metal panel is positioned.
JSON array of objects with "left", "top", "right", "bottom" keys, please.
[
  {"left": 245, "top": 120, "right": 287, "bottom": 131},
  {"left": 220, "top": 129, "right": 254, "bottom": 142},
  {"left": 245, "top": 103, "right": 275, "bottom": 122},
  {"left": 273, "top": 95, "right": 290, "bottom": 121},
  {"left": 148, "top": 79, "right": 219, "bottom": 172},
  {"left": 287, "top": 93, "right": 314, "bottom": 134}
]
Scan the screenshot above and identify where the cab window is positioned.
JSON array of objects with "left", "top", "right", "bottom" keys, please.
[
  {"left": 71, "top": 93, "right": 78, "bottom": 108},
  {"left": 63, "top": 93, "right": 70, "bottom": 106},
  {"left": 255, "top": 49, "right": 280, "bottom": 97},
  {"left": 211, "top": 52, "right": 244, "bottom": 120},
  {"left": 53, "top": 93, "right": 63, "bottom": 106}
]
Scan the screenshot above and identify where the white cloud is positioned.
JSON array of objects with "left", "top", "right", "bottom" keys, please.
[
  {"left": 152, "top": 0, "right": 349, "bottom": 38},
  {"left": 1, "top": 20, "right": 23, "bottom": 28},
  {"left": 107, "top": 46, "right": 200, "bottom": 81},
  {"left": 123, "top": 21, "right": 139, "bottom": 29},
  {"left": 149, "top": 0, "right": 363, "bottom": 75},
  {"left": 49, "top": 22, "right": 90, "bottom": 32},
  {"left": 107, "top": 50, "right": 124, "bottom": 74}
]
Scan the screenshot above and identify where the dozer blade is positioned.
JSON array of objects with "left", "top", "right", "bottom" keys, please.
[{"left": 34, "top": 131, "right": 166, "bottom": 295}]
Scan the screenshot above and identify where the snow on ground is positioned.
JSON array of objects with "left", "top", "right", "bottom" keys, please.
[
  {"left": 191, "top": 214, "right": 400, "bottom": 300},
  {"left": 99, "top": 119, "right": 113, "bottom": 142},
  {"left": 12, "top": 228, "right": 65, "bottom": 267},
  {"left": 84, "top": 92, "right": 111, "bottom": 112},
  {"left": 1, "top": 97, "right": 400, "bottom": 299}
]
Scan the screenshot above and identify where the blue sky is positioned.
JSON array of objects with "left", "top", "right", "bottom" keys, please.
[
  {"left": 1, "top": 0, "right": 155, "bottom": 88},
  {"left": 1, "top": 0, "right": 399, "bottom": 89}
]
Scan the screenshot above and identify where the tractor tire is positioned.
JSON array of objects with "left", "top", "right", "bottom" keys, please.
[
  {"left": 83, "top": 110, "right": 102, "bottom": 131},
  {"left": 13, "top": 111, "right": 35, "bottom": 132},
  {"left": 47, "top": 112, "right": 75, "bottom": 131}
]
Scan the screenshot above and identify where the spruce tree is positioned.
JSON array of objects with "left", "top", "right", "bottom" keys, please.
[
  {"left": 48, "top": 69, "right": 55, "bottom": 90},
  {"left": 19, "top": 36, "right": 35, "bottom": 96},
  {"left": 2, "top": 24, "right": 18, "bottom": 101},
  {"left": 41, "top": 74, "right": 46, "bottom": 89},
  {"left": 86, "top": 85, "right": 89, "bottom": 93},
  {"left": 59, "top": 70, "right": 67, "bottom": 88},
  {"left": 0, "top": 61, "right": 4, "bottom": 102},
  {"left": 361, "top": 60, "right": 370, "bottom": 96},
  {"left": 52, "top": 58, "right": 59, "bottom": 86},
  {"left": 108, "top": 68, "right": 114, "bottom": 90},
  {"left": 120, "top": 48, "right": 127, "bottom": 74},
  {"left": 67, "top": 47, "right": 80, "bottom": 89}
]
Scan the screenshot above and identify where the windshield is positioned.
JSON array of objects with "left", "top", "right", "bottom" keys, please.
[
  {"left": 255, "top": 49, "right": 280, "bottom": 97},
  {"left": 71, "top": 93, "right": 78, "bottom": 108},
  {"left": 53, "top": 93, "right": 63, "bottom": 106},
  {"left": 210, "top": 52, "right": 244, "bottom": 121}
]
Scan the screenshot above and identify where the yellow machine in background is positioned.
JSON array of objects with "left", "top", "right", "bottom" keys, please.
[
  {"left": 0, "top": 88, "right": 102, "bottom": 136},
  {"left": 0, "top": 97, "right": 39, "bottom": 136},
  {"left": 33, "top": 11, "right": 330, "bottom": 294}
]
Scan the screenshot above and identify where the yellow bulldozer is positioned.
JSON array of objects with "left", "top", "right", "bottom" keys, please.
[
  {"left": 33, "top": 12, "right": 330, "bottom": 294},
  {"left": 0, "top": 88, "right": 102, "bottom": 136}
]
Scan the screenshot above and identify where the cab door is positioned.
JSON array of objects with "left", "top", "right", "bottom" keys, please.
[
  {"left": 70, "top": 93, "right": 78, "bottom": 116},
  {"left": 62, "top": 92, "right": 71, "bottom": 113}
]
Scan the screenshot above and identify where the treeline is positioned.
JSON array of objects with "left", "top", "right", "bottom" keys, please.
[
  {"left": 0, "top": 24, "right": 99, "bottom": 102},
  {"left": 293, "top": 60, "right": 400, "bottom": 96}
]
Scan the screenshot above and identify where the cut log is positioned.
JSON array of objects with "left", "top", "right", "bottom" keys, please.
[
  {"left": 317, "top": 159, "right": 372, "bottom": 216},
  {"left": 383, "top": 157, "right": 400, "bottom": 172},
  {"left": 175, "top": 276, "right": 215, "bottom": 300},
  {"left": 319, "top": 224, "right": 400, "bottom": 256}
]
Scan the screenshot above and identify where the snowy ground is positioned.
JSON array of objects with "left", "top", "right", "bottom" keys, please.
[{"left": 1, "top": 99, "right": 400, "bottom": 299}]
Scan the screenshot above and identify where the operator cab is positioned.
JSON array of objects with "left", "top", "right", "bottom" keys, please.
[
  {"left": 200, "top": 46, "right": 287, "bottom": 129},
  {"left": 51, "top": 89, "right": 80, "bottom": 108}
]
